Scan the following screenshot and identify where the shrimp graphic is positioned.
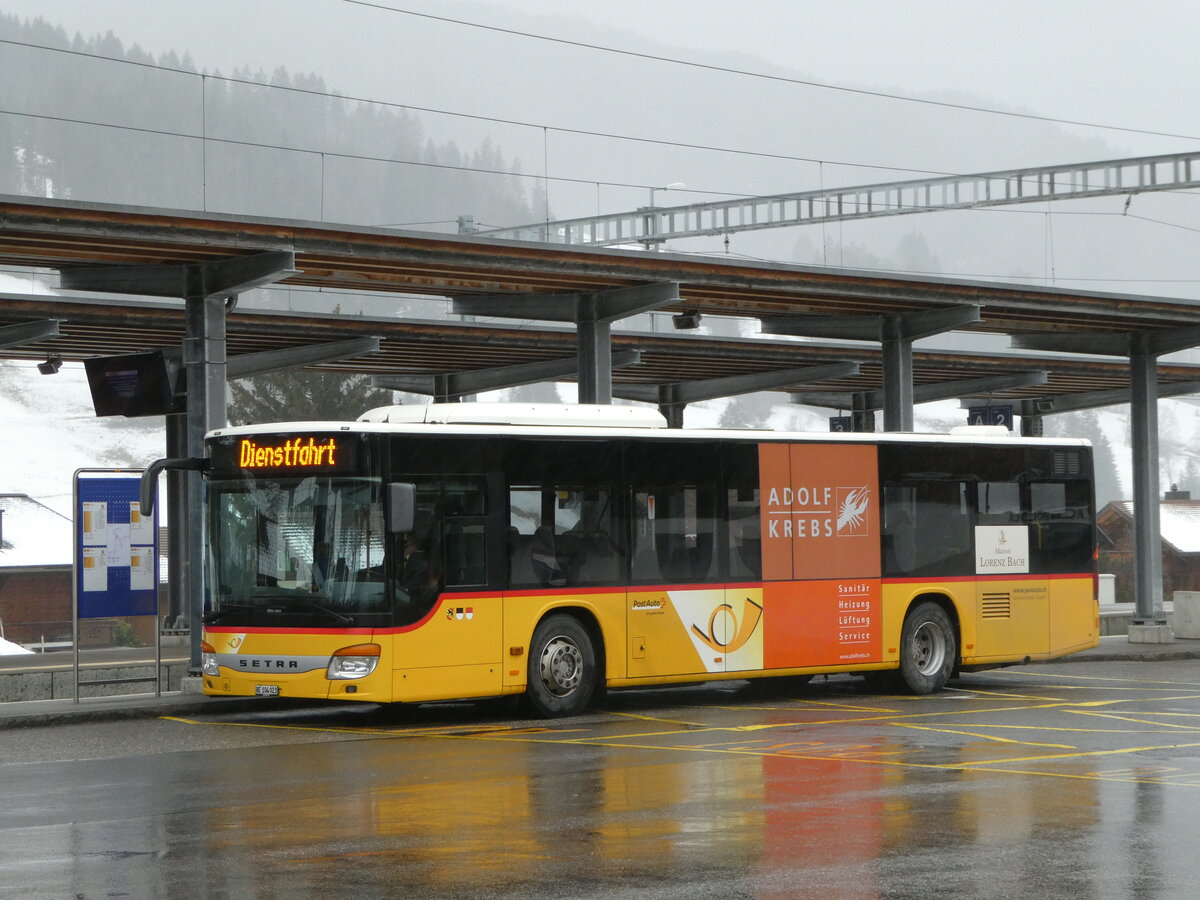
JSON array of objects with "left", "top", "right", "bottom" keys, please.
[{"left": 836, "top": 486, "right": 870, "bottom": 534}]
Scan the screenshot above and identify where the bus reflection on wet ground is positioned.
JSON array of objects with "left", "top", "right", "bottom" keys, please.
[{"left": 3, "top": 664, "right": 1192, "bottom": 899}]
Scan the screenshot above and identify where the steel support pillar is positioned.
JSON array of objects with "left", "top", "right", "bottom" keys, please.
[
  {"left": 614, "top": 362, "right": 860, "bottom": 429},
  {"left": 805, "top": 373, "right": 1046, "bottom": 433},
  {"left": 881, "top": 318, "right": 914, "bottom": 432},
  {"left": 59, "top": 251, "right": 298, "bottom": 673},
  {"left": 1020, "top": 414, "right": 1044, "bottom": 437},
  {"left": 1130, "top": 345, "right": 1167, "bottom": 629},
  {"left": 165, "top": 413, "right": 187, "bottom": 629},
  {"left": 183, "top": 294, "right": 230, "bottom": 669},
  {"left": 761, "top": 306, "right": 979, "bottom": 433},
  {"left": 575, "top": 316, "right": 612, "bottom": 404},
  {"left": 851, "top": 393, "right": 876, "bottom": 432},
  {"left": 451, "top": 282, "right": 679, "bottom": 406},
  {"left": 1011, "top": 326, "right": 1200, "bottom": 643},
  {"left": 374, "top": 352, "right": 641, "bottom": 403}
]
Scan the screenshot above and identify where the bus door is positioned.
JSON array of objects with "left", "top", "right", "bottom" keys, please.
[
  {"left": 390, "top": 475, "right": 501, "bottom": 699},
  {"left": 628, "top": 479, "right": 733, "bottom": 679},
  {"left": 974, "top": 480, "right": 1049, "bottom": 659}
]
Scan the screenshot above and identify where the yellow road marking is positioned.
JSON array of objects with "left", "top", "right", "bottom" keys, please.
[
  {"left": 1067, "top": 709, "right": 1200, "bottom": 730},
  {"left": 1003, "top": 669, "right": 1200, "bottom": 687},
  {"left": 951, "top": 739, "right": 1200, "bottom": 768},
  {"left": 890, "top": 722, "right": 1075, "bottom": 749},
  {"left": 605, "top": 710, "right": 709, "bottom": 727},
  {"left": 163, "top": 678, "right": 1200, "bottom": 790}
]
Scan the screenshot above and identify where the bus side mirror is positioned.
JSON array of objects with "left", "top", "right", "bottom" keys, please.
[{"left": 388, "top": 482, "right": 416, "bottom": 533}]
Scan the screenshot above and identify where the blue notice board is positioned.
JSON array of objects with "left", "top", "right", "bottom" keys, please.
[{"left": 74, "top": 470, "right": 159, "bottom": 619}]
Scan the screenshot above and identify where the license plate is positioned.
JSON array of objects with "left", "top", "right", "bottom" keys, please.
[{"left": 255, "top": 684, "right": 280, "bottom": 697}]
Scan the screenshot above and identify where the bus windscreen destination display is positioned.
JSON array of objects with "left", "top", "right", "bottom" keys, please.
[
  {"left": 239, "top": 437, "right": 338, "bottom": 469},
  {"left": 209, "top": 433, "right": 361, "bottom": 475}
]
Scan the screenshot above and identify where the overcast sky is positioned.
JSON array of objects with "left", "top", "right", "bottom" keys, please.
[{"left": 5, "top": 0, "right": 1198, "bottom": 149}]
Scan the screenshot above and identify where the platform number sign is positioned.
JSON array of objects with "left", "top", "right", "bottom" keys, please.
[
  {"left": 967, "top": 405, "right": 1014, "bottom": 430},
  {"left": 829, "top": 416, "right": 853, "bottom": 432}
]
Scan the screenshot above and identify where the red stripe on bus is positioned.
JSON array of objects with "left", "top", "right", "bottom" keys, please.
[{"left": 883, "top": 572, "right": 1090, "bottom": 585}]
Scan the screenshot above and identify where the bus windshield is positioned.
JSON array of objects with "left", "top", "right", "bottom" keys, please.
[{"left": 207, "top": 476, "right": 389, "bottom": 628}]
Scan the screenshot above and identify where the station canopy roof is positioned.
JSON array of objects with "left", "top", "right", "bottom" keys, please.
[{"left": 3, "top": 195, "right": 1200, "bottom": 404}]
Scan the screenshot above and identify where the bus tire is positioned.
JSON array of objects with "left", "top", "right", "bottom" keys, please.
[
  {"left": 898, "top": 602, "right": 956, "bottom": 694},
  {"left": 526, "top": 614, "right": 597, "bottom": 718}
]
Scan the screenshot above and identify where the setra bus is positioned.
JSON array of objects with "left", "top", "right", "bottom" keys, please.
[{"left": 194, "top": 403, "right": 1098, "bottom": 716}]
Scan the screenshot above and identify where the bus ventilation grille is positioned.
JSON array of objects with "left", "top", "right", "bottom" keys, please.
[
  {"left": 981, "top": 593, "right": 1012, "bottom": 618},
  {"left": 1052, "top": 450, "right": 1082, "bottom": 477}
]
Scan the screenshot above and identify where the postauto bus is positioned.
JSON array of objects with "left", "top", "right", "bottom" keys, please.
[{"left": 195, "top": 403, "right": 1098, "bottom": 717}]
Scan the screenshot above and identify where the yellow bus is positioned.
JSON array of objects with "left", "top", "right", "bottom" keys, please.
[{"left": 197, "top": 404, "right": 1098, "bottom": 716}]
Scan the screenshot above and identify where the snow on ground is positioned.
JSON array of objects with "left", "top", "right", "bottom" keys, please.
[
  {"left": 0, "top": 636, "right": 34, "bottom": 655},
  {"left": 0, "top": 360, "right": 164, "bottom": 517}
]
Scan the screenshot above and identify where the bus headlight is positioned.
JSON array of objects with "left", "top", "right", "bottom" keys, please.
[
  {"left": 327, "top": 643, "right": 381, "bottom": 680},
  {"left": 201, "top": 641, "right": 219, "bottom": 677}
]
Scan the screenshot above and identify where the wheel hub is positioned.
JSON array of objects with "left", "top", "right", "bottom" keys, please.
[
  {"left": 540, "top": 636, "right": 582, "bottom": 697},
  {"left": 912, "top": 622, "right": 946, "bottom": 676}
]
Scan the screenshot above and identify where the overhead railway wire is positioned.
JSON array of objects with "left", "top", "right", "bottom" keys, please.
[
  {"left": 8, "top": 35, "right": 1200, "bottom": 204},
  {"left": 5, "top": 31, "right": 1200, "bottom": 285},
  {"left": 345, "top": 0, "right": 1200, "bottom": 144},
  {"left": 3, "top": 97, "right": 1198, "bottom": 285}
]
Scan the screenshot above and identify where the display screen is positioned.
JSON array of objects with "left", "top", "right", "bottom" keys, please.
[
  {"left": 84, "top": 351, "right": 182, "bottom": 417},
  {"left": 209, "top": 433, "right": 362, "bottom": 476}
]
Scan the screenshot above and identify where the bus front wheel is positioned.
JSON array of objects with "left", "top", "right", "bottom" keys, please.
[
  {"left": 898, "top": 602, "right": 956, "bottom": 694},
  {"left": 526, "top": 614, "right": 598, "bottom": 718}
]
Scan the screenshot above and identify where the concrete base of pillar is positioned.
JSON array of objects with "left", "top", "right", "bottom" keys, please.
[
  {"left": 1128, "top": 623, "right": 1175, "bottom": 644},
  {"left": 180, "top": 675, "right": 205, "bottom": 694}
]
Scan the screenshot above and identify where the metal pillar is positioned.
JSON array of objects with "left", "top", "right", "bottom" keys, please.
[
  {"left": 1130, "top": 344, "right": 1165, "bottom": 625},
  {"left": 165, "top": 413, "right": 187, "bottom": 628},
  {"left": 451, "top": 282, "right": 679, "bottom": 406},
  {"left": 183, "top": 294, "right": 229, "bottom": 669},
  {"left": 614, "top": 362, "right": 860, "bottom": 429},
  {"left": 577, "top": 315, "right": 613, "bottom": 404},
  {"left": 1012, "top": 326, "right": 1200, "bottom": 643},
  {"left": 801, "top": 371, "right": 1045, "bottom": 433},
  {"left": 881, "top": 318, "right": 914, "bottom": 432},
  {"left": 1020, "top": 414, "right": 1044, "bottom": 437},
  {"left": 60, "top": 251, "right": 300, "bottom": 672},
  {"left": 761, "top": 306, "right": 980, "bottom": 433},
  {"left": 374, "top": 352, "right": 641, "bottom": 403},
  {"left": 851, "top": 393, "right": 876, "bottom": 432}
]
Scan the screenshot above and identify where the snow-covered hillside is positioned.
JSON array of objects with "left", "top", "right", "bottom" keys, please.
[{"left": 0, "top": 360, "right": 164, "bottom": 517}]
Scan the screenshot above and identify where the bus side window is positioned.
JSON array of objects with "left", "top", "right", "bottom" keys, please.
[
  {"left": 443, "top": 476, "right": 488, "bottom": 587},
  {"left": 726, "top": 486, "right": 760, "bottom": 581},
  {"left": 883, "top": 481, "right": 971, "bottom": 577},
  {"left": 1029, "top": 479, "right": 1094, "bottom": 573},
  {"left": 630, "top": 485, "right": 717, "bottom": 584},
  {"left": 977, "top": 482, "right": 1021, "bottom": 523}
]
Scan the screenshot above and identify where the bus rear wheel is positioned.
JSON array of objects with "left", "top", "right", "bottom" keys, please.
[
  {"left": 526, "top": 614, "right": 598, "bottom": 718},
  {"left": 898, "top": 602, "right": 956, "bottom": 694}
]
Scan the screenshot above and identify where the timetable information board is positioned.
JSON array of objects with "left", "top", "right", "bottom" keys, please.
[{"left": 74, "top": 470, "right": 159, "bottom": 619}]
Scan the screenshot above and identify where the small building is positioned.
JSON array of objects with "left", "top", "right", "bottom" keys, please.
[
  {"left": 1096, "top": 487, "right": 1200, "bottom": 604},
  {"left": 0, "top": 494, "right": 73, "bottom": 647}
]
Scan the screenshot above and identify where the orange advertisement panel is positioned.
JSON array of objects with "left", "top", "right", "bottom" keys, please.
[
  {"left": 763, "top": 579, "right": 882, "bottom": 668},
  {"left": 759, "top": 442, "right": 880, "bottom": 582}
]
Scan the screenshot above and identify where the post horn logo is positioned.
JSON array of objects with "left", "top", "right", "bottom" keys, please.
[{"left": 690, "top": 597, "right": 763, "bottom": 653}]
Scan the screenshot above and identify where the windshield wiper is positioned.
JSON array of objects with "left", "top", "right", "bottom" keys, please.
[
  {"left": 295, "top": 598, "right": 354, "bottom": 625},
  {"left": 202, "top": 603, "right": 254, "bottom": 625},
  {"left": 204, "top": 593, "right": 354, "bottom": 626}
]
